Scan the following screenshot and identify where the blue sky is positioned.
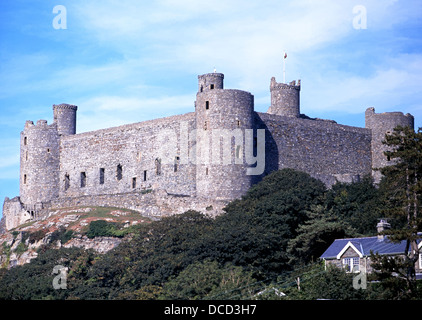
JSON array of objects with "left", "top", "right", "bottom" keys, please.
[{"left": 0, "top": 0, "right": 421, "bottom": 219}]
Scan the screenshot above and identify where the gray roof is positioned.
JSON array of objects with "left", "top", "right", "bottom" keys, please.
[{"left": 320, "top": 234, "right": 422, "bottom": 259}]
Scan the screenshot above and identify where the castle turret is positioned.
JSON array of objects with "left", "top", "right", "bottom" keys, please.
[
  {"left": 198, "top": 72, "right": 224, "bottom": 93},
  {"left": 195, "top": 72, "right": 255, "bottom": 200},
  {"left": 267, "top": 77, "right": 301, "bottom": 117},
  {"left": 20, "top": 119, "right": 60, "bottom": 215},
  {"left": 53, "top": 103, "right": 77, "bottom": 135},
  {"left": 365, "top": 107, "right": 414, "bottom": 182}
]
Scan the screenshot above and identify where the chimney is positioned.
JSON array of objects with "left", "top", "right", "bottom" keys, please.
[{"left": 376, "top": 219, "right": 391, "bottom": 241}]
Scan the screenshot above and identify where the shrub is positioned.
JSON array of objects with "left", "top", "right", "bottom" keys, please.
[{"left": 86, "top": 220, "right": 124, "bottom": 238}]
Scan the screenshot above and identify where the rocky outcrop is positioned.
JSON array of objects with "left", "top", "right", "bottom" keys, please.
[{"left": 0, "top": 206, "right": 151, "bottom": 269}]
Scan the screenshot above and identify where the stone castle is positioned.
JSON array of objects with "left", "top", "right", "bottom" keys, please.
[{"left": 1, "top": 71, "right": 415, "bottom": 231}]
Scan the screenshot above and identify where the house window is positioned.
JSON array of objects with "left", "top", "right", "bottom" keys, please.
[
  {"left": 205, "top": 101, "right": 209, "bottom": 110},
  {"left": 116, "top": 164, "right": 123, "bottom": 181},
  {"left": 64, "top": 174, "right": 70, "bottom": 191},
  {"left": 99, "top": 168, "right": 105, "bottom": 185},
  {"left": 80, "top": 172, "right": 86, "bottom": 188},
  {"left": 419, "top": 253, "right": 422, "bottom": 269},
  {"left": 132, "top": 177, "right": 137, "bottom": 189},
  {"left": 343, "top": 257, "right": 360, "bottom": 272}
]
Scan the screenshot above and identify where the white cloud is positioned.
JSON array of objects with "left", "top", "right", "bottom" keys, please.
[
  {"left": 301, "top": 53, "right": 422, "bottom": 114},
  {"left": 76, "top": 94, "right": 195, "bottom": 133}
]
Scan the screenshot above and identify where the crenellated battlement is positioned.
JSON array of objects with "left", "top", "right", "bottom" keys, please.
[
  {"left": 1, "top": 70, "right": 417, "bottom": 231},
  {"left": 268, "top": 77, "right": 301, "bottom": 117},
  {"left": 53, "top": 103, "right": 78, "bottom": 110},
  {"left": 270, "top": 77, "right": 301, "bottom": 91}
]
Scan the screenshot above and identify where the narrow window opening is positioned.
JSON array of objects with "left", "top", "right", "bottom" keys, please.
[
  {"left": 387, "top": 155, "right": 391, "bottom": 161},
  {"left": 25, "top": 151, "right": 28, "bottom": 161},
  {"left": 237, "top": 120, "right": 240, "bottom": 127},
  {"left": 205, "top": 101, "right": 209, "bottom": 110},
  {"left": 99, "top": 168, "right": 105, "bottom": 185},
  {"left": 116, "top": 164, "right": 123, "bottom": 181},
  {"left": 143, "top": 170, "right": 147, "bottom": 181},
  {"left": 200, "top": 86, "right": 203, "bottom": 92},
  {"left": 24, "top": 137, "right": 27, "bottom": 146},
  {"left": 64, "top": 174, "right": 70, "bottom": 191},
  {"left": 205, "top": 167, "right": 209, "bottom": 176},
  {"left": 132, "top": 177, "right": 137, "bottom": 189},
  {"left": 80, "top": 172, "right": 86, "bottom": 188},
  {"left": 204, "top": 121, "right": 207, "bottom": 130},
  {"left": 236, "top": 145, "right": 242, "bottom": 159},
  {"left": 155, "top": 158, "right": 161, "bottom": 175},
  {"left": 174, "top": 156, "right": 180, "bottom": 172},
  {"left": 23, "top": 174, "right": 27, "bottom": 184},
  {"left": 210, "top": 84, "right": 214, "bottom": 89},
  {"left": 47, "top": 148, "right": 50, "bottom": 153}
]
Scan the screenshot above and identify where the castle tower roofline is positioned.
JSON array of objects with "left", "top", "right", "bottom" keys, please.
[
  {"left": 270, "top": 77, "right": 301, "bottom": 91},
  {"left": 198, "top": 72, "right": 224, "bottom": 79},
  {"left": 268, "top": 76, "right": 301, "bottom": 117},
  {"left": 53, "top": 103, "right": 78, "bottom": 111},
  {"left": 198, "top": 73, "right": 224, "bottom": 93},
  {"left": 365, "top": 107, "right": 414, "bottom": 119},
  {"left": 53, "top": 103, "right": 78, "bottom": 135}
]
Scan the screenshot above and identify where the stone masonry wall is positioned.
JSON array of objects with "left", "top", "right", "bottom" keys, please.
[
  {"left": 257, "top": 112, "right": 373, "bottom": 185},
  {"left": 59, "top": 113, "right": 197, "bottom": 199}
]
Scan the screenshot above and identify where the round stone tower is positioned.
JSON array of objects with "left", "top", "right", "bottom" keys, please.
[
  {"left": 267, "top": 77, "right": 301, "bottom": 117},
  {"left": 20, "top": 119, "right": 60, "bottom": 213},
  {"left": 53, "top": 103, "right": 77, "bottom": 136},
  {"left": 365, "top": 107, "right": 414, "bottom": 182},
  {"left": 195, "top": 72, "right": 255, "bottom": 200}
]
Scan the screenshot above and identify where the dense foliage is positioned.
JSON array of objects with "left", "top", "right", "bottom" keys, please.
[{"left": 0, "top": 166, "right": 420, "bottom": 300}]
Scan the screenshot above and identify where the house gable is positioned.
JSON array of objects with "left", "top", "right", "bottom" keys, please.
[{"left": 336, "top": 241, "right": 363, "bottom": 259}]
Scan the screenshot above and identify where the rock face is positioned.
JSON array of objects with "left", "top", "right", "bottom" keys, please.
[
  {"left": 0, "top": 206, "right": 150, "bottom": 269},
  {"left": 63, "top": 235, "right": 122, "bottom": 254}
]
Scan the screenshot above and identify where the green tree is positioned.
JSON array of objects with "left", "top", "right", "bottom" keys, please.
[
  {"left": 371, "top": 126, "right": 422, "bottom": 297},
  {"left": 282, "top": 263, "right": 364, "bottom": 300},
  {"left": 324, "top": 176, "right": 382, "bottom": 235},
  {"left": 162, "top": 259, "right": 257, "bottom": 300},
  {"left": 203, "top": 169, "right": 327, "bottom": 280},
  {"left": 0, "top": 247, "right": 97, "bottom": 300},
  {"left": 287, "top": 205, "right": 350, "bottom": 266}
]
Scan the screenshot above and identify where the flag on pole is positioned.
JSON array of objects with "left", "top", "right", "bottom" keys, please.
[{"left": 284, "top": 52, "right": 287, "bottom": 59}]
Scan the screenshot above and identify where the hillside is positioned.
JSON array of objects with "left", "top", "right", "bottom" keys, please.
[
  {"left": 1, "top": 168, "right": 419, "bottom": 300},
  {"left": 0, "top": 206, "right": 151, "bottom": 269}
]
